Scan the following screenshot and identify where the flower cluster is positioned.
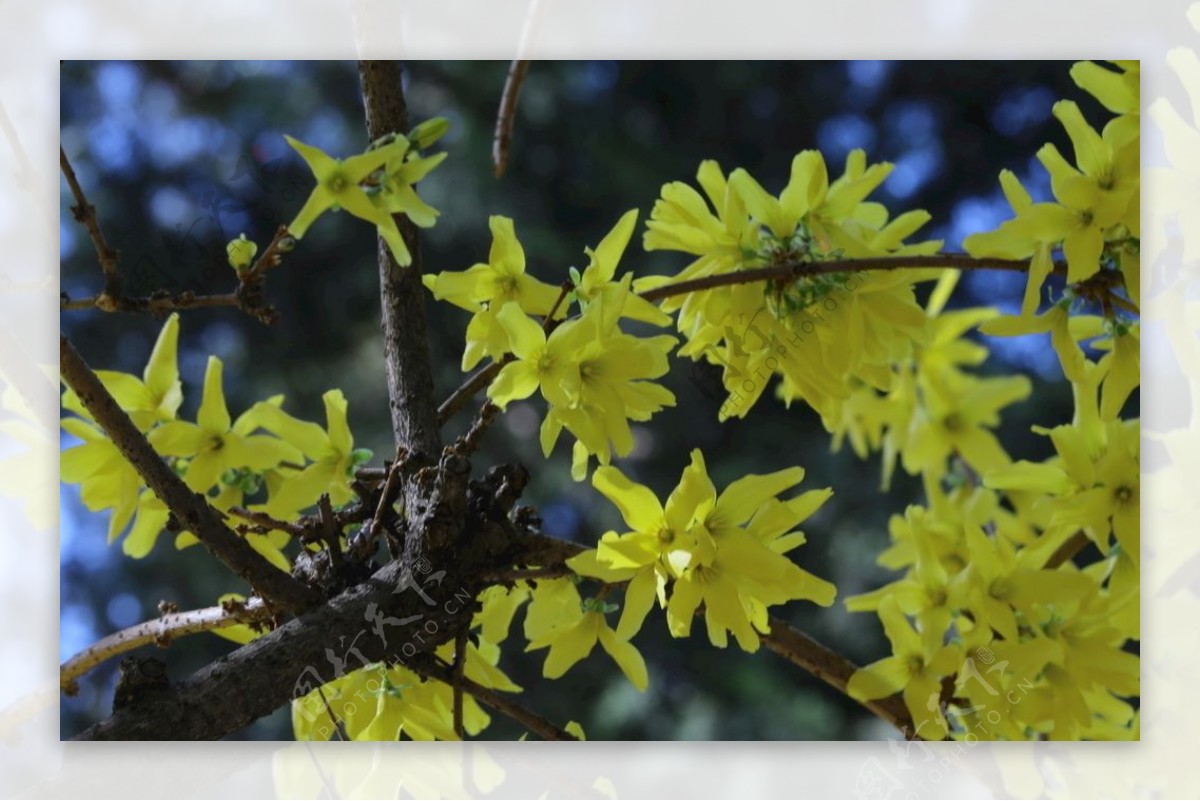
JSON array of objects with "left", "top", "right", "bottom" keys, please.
[
  {"left": 639, "top": 150, "right": 943, "bottom": 424},
  {"left": 60, "top": 314, "right": 369, "bottom": 565},
  {"left": 965, "top": 62, "right": 1139, "bottom": 312},
  {"left": 285, "top": 117, "right": 449, "bottom": 266},
  {"left": 291, "top": 582, "right": 595, "bottom": 741},
  {"left": 837, "top": 63, "right": 1139, "bottom": 742},
  {"left": 823, "top": 277, "right": 1031, "bottom": 489},
  {"left": 292, "top": 636, "right": 522, "bottom": 741},
  {"left": 561, "top": 449, "right": 835, "bottom": 664},
  {"left": 422, "top": 215, "right": 565, "bottom": 370},
  {"left": 427, "top": 212, "right": 679, "bottom": 480},
  {"left": 845, "top": 476, "right": 1138, "bottom": 740},
  {"left": 839, "top": 287, "right": 1139, "bottom": 739}
]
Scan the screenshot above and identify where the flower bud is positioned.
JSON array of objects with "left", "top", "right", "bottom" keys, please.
[
  {"left": 409, "top": 117, "right": 450, "bottom": 149},
  {"left": 226, "top": 233, "right": 257, "bottom": 272}
]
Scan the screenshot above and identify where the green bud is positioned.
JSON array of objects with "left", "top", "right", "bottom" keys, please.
[
  {"left": 581, "top": 597, "right": 621, "bottom": 614},
  {"left": 238, "top": 472, "right": 263, "bottom": 494},
  {"left": 346, "top": 448, "right": 374, "bottom": 476},
  {"left": 409, "top": 117, "right": 450, "bottom": 149},
  {"left": 226, "top": 233, "right": 257, "bottom": 272},
  {"left": 367, "top": 132, "right": 399, "bottom": 151}
]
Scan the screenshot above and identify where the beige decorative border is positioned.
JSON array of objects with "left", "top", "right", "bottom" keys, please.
[{"left": 0, "top": 0, "right": 1185, "bottom": 795}]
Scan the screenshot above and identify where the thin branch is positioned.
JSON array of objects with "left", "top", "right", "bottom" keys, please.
[
  {"left": 60, "top": 145, "right": 121, "bottom": 298},
  {"left": 60, "top": 334, "right": 321, "bottom": 614},
  {"left": 492, "top": 60, "right": 530, "bottom": 178},
  {"left": 60, "top": 289, "right": 280, "bottom": 324},
  {"left": 357, "top": 444, "right": 411, "bottom": 559},
  {"left": 543, "top": 279, "right": 573, "bottom": 324},
  {"left": 316, "top": 686, "right": 350, "bottom": 741},
  {"left": 59, "top": 225, "right": 293, "bottom": 325},
  {"left": 60, "top": 598, "right": 273, "bottom": 695},
  {"left": 451, "top": 400, "right": 499, "bottom": 457},
  {"left": 636, "top": 254, "right": 1068, "bottom": 304},
  {"left": 760, "top": 616, "right": 926, "bottom": 740},
  {"left": 354, "top": 466, "right": 388, "bottom": 482},
  {"left": 1043, "top": 530, "right": 1091, "bottom": 570},
  {"left": 317, "top": 494, "right": 345, "bottom": 570},
  {"left": 433, "top": 254, "right": 1075, "bottom": 423},
  {"left": 228, "top": 506, "right": 304, "bottom": 537},
  {"left": 62, "top": 290, "right": 235, "bottom": 313},
  {"left": 452, "top": 630, "right": 468, "bottom": 740},
  {"left": 416, "top": 657, "right": 577, "bottom": 741},
  {"left": 438, "top": 361, "right": 506, "bottom": 425},
  {"left": 236, "top": 500, "right": 372, "bottom": 543},
  {"left": 1074, "top": 267, "right": 1139, "bottom": 317},
  {"left": 500, "top": 531, "right": 924, "bottom": 738},
  {"left": 241, "top": 224, "right": 296, "bottom": 282},
  {"left": 480, "top": 565, "right": 573, "bottom": 583}
]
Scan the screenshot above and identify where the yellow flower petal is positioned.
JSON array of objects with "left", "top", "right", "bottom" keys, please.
[
  {"left": 591, "top": 466, "right": 664, "bottom": 533},
  {"left": 598, "top": 624, "right": 649, "bottom": 691}
]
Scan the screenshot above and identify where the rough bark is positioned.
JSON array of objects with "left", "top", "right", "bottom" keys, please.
[
  {"left": 72, "top": 558, "right": 469, "bottom": 740},
  {"left": 357, "top": 60, "right": 441, "bottom": 459},
  {"left": 71, "top": 457, "right": 541, "bottom": 740}
]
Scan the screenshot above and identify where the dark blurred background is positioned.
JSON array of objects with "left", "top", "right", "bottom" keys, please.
[{"left": 60, "top": 60, "right": 1093, "bottom": 740}]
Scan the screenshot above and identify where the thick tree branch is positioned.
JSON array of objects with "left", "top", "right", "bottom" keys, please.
[
  {"left": 60, "top": 145, "right": 120, "bottom": 299},
  {"left": 71, "top": 558, "right": 468, "bottom": 740},
  {"left": 59, "top": 334, "right": 321, "bottom": 614},
  {"left": 358, "top": 60, "right": 441, "bottom": 458},
  {"left": 72, "top": 454, "right": 544, "bottom": 740},
  {"left": 60, "top": 599, "right": 273, "bottom": 695},
  {"left": 506, "top": 531, "right": 589, "bottom": 568}
]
